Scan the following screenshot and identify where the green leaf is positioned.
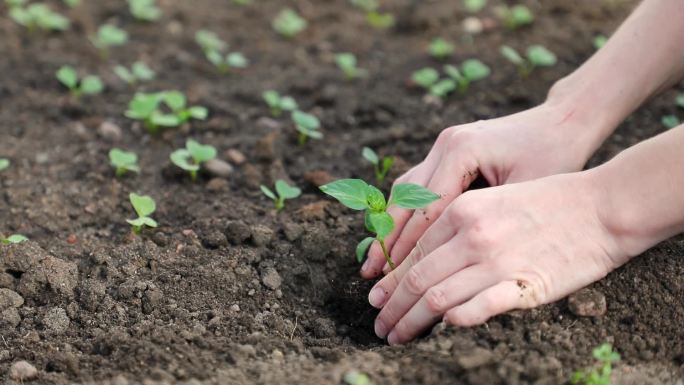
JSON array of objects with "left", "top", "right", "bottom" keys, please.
[
  {"left": 463, "top": 0, "right": 486, "bottom": 13},
  {"left": 381, "top": 157, "right": 394, "bottom": 174},
  {"left": 365, "top": 184, "right": 386, "bottom": 211},
  {"left": 56, "top": 65, "right": 78, "bottom": 89},
  {"left": 114, "top": 65, "right": 135, "bottom": 84},
  {"left": 126, "top": 217, "right": 157, "bottom": 228},
  {"left": 412, "top": 67, "right": 439, "bottom": 88},
  {"left": 262, "top": 90, "right": 280, "bottom": 108},
  {"left": 188, "top": 106, "right": 208, "bottom": 120},
  {"left": 129, "top": 193, "right": 156, "bottom": 217},
  {"left": 389, "top": 183, "right": 440, "bottom": 209},
  {"left": 163, "top": 91, "right": 187, "bottom": 111},
  {"left": 272, "top": 8, "right": 307, "bottom": 38},
  {"left": 150, "top": 112, "right": 181, "bottom": 127},
  {"left": 676, "top": 93, "right": 684, "bottom": 109},
  {"left": 430, "top": 79, "right": 456, "bottom": 98},
  {"left": 292, "top": 110, "right": 320, "bottom": 130},
  {"left": 3, "top": 234, "right": 28, "bottom": 244},
  {"left": 509, "top": 5, "right": 533, "bottom": 26},
  {"left": 366, "top": 11, "right": 394, "bottom": 29},
  {"left": 275, "top": 179, "right": 301, "bottom": 200},
  {"left": 226, "top": 52, "right": 248, "bottom": 68},
  {"left": 195, "top": 29, "right": 227, "bottom": 52},
  {"left": 80, "top": 76, "right": 104, "bottom": 95},
  {"left": 126, "top": 92, "right": 162, "bottom": 119},
  {"left": 319, "top": 178, "right": 371, "bottom": 210},
  {"left": 500, "top": 45, "right": 524, "bottom": 65},
  {"left": 428, "top": 38, "right": 454, "bottom": 59},
  {"left": 132, "top": 61, "right": 155, "bottom": 80},
  {"left": 260, "top": 185, "right": 277, "bottom": 201},
  {"left": 661, "top": 114, "right": 680, "bottom": 129},
  {"left": 109, "top": 148, "right": 139, "bottom": 170},
  {"left": 280, "top": 96, "right": 298, "bottom": 111},
  {"left": 362, "top": 147, "right": 379, "bottom": 165},
  {"left": 527, "top": 45, "right": 557, "bottom": 67},
  {"left": 170, "top": 149, "right": 199, "bottom": 171},
  {"left": 186, "top": 139, "right": 216, "bottom": 163},
  {"left": 96, "top": 24, "right": 128, "bottom": 47},
  {"left": 0, "top": 158, "right": 10, "bottom": 171},
  {"left": 461, "top": 59, "right": 490, "bottom": 81},
  {"left": 593, "top": 35, "right": 607, "bottom": 50},
  {"left": 355, "top": 237, "right": 375, "bottom": 264},
  {"left": 368, "top": 211, "right": 394, "bottom": 239}
]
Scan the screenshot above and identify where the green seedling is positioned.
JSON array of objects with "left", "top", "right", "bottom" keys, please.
[
  {"left": 195, "top": 30, "right": 227, "bottom": 53},
  {"left": 1, "top": 234, "right": 28, "bottom": 244},
  {"left": 260, "top": 180, "right": 302, "bottom": 211},
  {"left": 335, "top": 53, "right": 367, "bottom": 80},
  {"left": 593, "top": 35, "right": 607, "bottom": 50},
  {"left": 428, "top": 38, "right": 454, "bottom": 60},
  {"left": 114, "top": 62, "right": 155, "bottom": 85},
  {"left": 56, "top": 65, "right": 103, "bottom": 98},
  {"left": 128, "top": 0, "right": 161, "bottom": 21},
  {"left": 232, "top": 0, "right": 252, "bottom": 5},
  {"left": 126, "top": 193, "right": 157, "bottom": 235},
  {"left": 262, "top": 90, "right": 298, "bottom": 117},
  {"left": 272, "top": 8, "right": 307, "bottom": 38},
  {"left": 292, "top": 110, "right": 322, "bottom": 145},
  {"left": 411, "top": 67, "right": 443, "bottom": 94},
  {"left": 6, "top": 0, "right": 26, "bottom": 8},
  {"left": 363, "top": 147, "right": 393, "bottom": 184},
  {"left": 91, "top": 24, "right": 128, "bottom": 56},
  {"left": 463, "top": 0, "right": 486, "bottom": 13},
  {"left": 500, "top": 45, "right": 557, "bottom": 77},
  {"left": 676, "top": 93, "right": 684, "bottom": 109},
  {"left": 9, "top": 2, "right": 69, "bottom": 32},
  {"left": 195, "top": 30, "right": 248, "bottom": 73},
  {"left": 321, "top": 179, "right": 439, "bottom": 268},
  {"left": 63, "top": 0, "right": 79, "bottom": 8},
  {"left": 343, "top": 371, "right": 373, "bottom": 385},
  {"left": 661, "top": 114, "right": 680, "bottom": 129},
  {"left": 125, "top": 91, "right": 208, "bottom": 133},
  {"left": 571, "top": 343, "right": 620, "bottom": 385},
  {"left": 444, "top": 59, "right": 490, "bottom": 93},
  {"left": 109, "top": 148, "right": 140, "bottom": 177},
  {"left": 170, "top": 139, "right": 216, "bottom": 181},
  {"left": 350, "top": 0, "right": 394, "bottom": 29},
  {"left": 0, "top": 158, "right": 9, "bottom": 172},
  {"left": 496, "top": 4, "right": 534, "bottom": 29}
]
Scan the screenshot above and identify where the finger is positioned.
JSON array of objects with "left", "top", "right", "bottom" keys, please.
[
  {"left": 368, "top": 204, "right": 464, "bottom": 308},
  {"left": 372, "top": 236, "right": 472, "bottom": 339},
  {"left": 444, "top": 280, "right": 531, "bottom": 327},
  {"left": 383, "top": 151, "right": 479, "bottom": 274}
]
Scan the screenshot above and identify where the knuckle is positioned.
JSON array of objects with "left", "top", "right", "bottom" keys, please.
[
  {"left": 392, "top": 319, "right": 411, "bottom": 340},
  {"left": 444, "top": 309, "right": 465, "bottom": 326},
  {"left": 446, "top": 129, "right": 477, "bottom": 151},
  {"left": 424, "top": 287, "right": 447, "bottom": 313},
  {"left": 404, "top": 268, "right": 428, "bottom": 296},
  {"left": 463, "top": 222, "right": 494, "bottom": 251}
]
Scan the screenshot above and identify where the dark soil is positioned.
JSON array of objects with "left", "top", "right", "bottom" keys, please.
[{"left": 1, "top": 0, "right": 683, "bottom": 384}]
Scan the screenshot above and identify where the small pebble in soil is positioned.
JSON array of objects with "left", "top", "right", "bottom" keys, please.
[
  {"left": 206, "top": 177, "right": 229, "bottom": 192},
  {"left": 250, "top": 225, "right": 274, "bottom": 247},
  {"left": 282, "top": 222, "right": 304, "bottom": 242},
  {"left": 313, "top": 317, "right": 336, "bottom": 338},
  {"left": 225, "top": 149, "right": 246, "bottom": 165},
  {"left": 97, "top": 121, "right": 123, "bottom": 142},
  {"left": 0, "top": 288, "right": 24, "bottom": 310},
  {"left": 203, "top": 159, "right": 234, "bottom": 178},
  {"left": 9, "top": 360, "right": 38, "bottom": 381},
  {"left": 568, "top": 288, "right": 607, "bottom": 317},
  {"left": 230, "top": 304, "right": 240, "bottom": 312},
  {"left": 43, "top": 307, "right": 70, "bottom": 334},
  {"left": 225, "top": 220, "right": 251, "bottom": 245},
  {"left": 261, "top": 267, "right": 282, "bottom": 290},
  {"left": 456, "top": 347, "right": 494, "bottom": 369},
  {"left": 1, "top": 308, "right": 21, "bottom": 328},
  {"left": 462, "top": 16, "right": 484, "bottom": 34}
]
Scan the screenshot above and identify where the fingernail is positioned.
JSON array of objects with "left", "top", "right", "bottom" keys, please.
[
  {"left": 368, "top": 287, "right": 386, "bottom": 308},
  {"left": 374, "top": 319, "right": 388, "bottom": 338},
  {"left": 382, "top": 264, "right": 390, "bottom": 275},
  {"left": 361, "top": 259, "right": 370, "bottom": 273},
  {"left": 387, "top": 331, "right": 398, "bottom": 345}
]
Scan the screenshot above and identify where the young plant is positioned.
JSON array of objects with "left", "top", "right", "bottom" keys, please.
[
  {"left": 170, "top": 139, "right": 217, "bottom": 181},
  {"left": 444, "top": 59, "right": 490, "bottom": 93},
  {"left": 63, "top": 0, "right": 79, "bottom": 8},
  {"left": 320, "top": 179, "right": 439, "bottom": 268},
  {"left": 350, "top": 0, "right": 395, "bottom": 29},
  {"left": 1, "top": 234, "right": 28, "bottom": 244},
  {"left": 500, "top": 45, "right": 557, "bottom": 77},
  {"left": 126, "top": 193, "right": 157, "bottom": 235},
  {"left": 272, "top": 8, "right": 307, "bottom": 38},
  {"left": 56, "top": 65, "right": 104, "bottom": 98},
  {"left": 0, "top": 158, "right": 9, "bottom": 172},
  {"left": 114, "top": 62, "right": 155, "bottom": 85},
  {"left": 195, "top": 29, "right": 248, "bottom": 73},
  {"left": 428, "top": 38, "right": 454, "bottom": 60},
  {"left": 91, "top": 24, "right": 128, "bottom": 56},
  {"left": 463, "top": 0, "right": 486, "bottom": 13},
  {"left": 109, "top": 148, "right": 140, "bottom": 177},
  {"left": 496, "top": 4, "right": 534, "bottom": 29},
  {"left": 125, "top": 91, "right": 208, "bottom": 133},
  {"left": 571, "top": 343, "right": 620, "bottom": 385},
  {"left": 9, "top": 3, "right": 70, "bottom": 32},
  {"left": 661, "top": 114, "right": 680, "bottom": 129},
  {"left": 195, "top": 29, "right": 227, "bottom": 53},
  {"left": 593, "top": 35, "right": 607, "bottom": 50},
  {"left": 128, "top": 0, "right": 161, "bottom": 22},
  {"left": 411, "top": 67, "right": 447, "bottom": 97},
  {"left": 363, "top": 147, "right": 393, "bottom": 184},
  {"left": 260, "top": 180, "right": 302, "bottom": 211},
  {"left": 292, "top": 110, "right": 322, "bottom": 145},
  {"left": 335, "top": 53, "right": 367, "bottom": 80},
  {"left": 262, "top": 90, "right": 298, "bottom": 117}
]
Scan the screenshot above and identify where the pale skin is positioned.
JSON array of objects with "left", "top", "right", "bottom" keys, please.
[{"left": 362, "top": 0, "right": 684, "bottom": 345}]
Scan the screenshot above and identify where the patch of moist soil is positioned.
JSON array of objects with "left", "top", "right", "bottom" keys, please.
[{"left": 0, "top": 0, "right": 683, "bottom": 384}]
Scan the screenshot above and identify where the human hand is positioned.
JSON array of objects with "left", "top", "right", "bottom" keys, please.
[
  {"left": 361, "top": 102, "right": 607, "bottom": 278},
  {"left": 367, "top": 172, "right": 629, "bottom": 344}
]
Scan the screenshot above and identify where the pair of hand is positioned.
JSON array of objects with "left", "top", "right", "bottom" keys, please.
[{"left": 362, "top": 103, "right": 628, "bottom": 344}]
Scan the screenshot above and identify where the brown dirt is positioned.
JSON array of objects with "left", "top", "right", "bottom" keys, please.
[{"left": 0, "top": 0, "right": 683, "bottom": 384}]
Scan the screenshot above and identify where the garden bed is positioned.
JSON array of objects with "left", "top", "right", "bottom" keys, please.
[{"left": 0, "top": 0, "right": 683, "bottom": 384}]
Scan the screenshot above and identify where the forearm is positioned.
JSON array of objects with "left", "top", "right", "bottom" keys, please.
[
  {"left": 588, "top": 124, "right": 684, "bottom": 260},
  {"left": 546, "top": 0, "right": 684, "bottom": 159}
]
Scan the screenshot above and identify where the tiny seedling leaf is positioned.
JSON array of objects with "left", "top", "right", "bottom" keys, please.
[
  {"left": 661, "top": 114, "right": 680, "bottom": 129},
  {"left": 412, "top": 67, "right": 439, "bottom": 88},
  {"left": 389, "top": 183, "right": 440, "bottom": 209},
  {"left": 368, "top": 211, "right": 394, "bottom": 239},
  {"left": 80, "top": 75, "right": 104, "bottom": 95},
  {"left": 275, "top": 180, "right": 302, "bottom": 200},
  {"left": 170, "top": 149, "right": 200, "bottom": 172},
  {"left": 0, "top": 159, "right": 9, "bottom": 171},
  {"left": 56, "top": 66, "right": 78, "bottom": 89},
  {"left": 526, "top": 45, "right": 557, "bottom": 67},
  {"left": 355, "top": 237, "right": 375, "bottom": 263},
  {"left": 461, "top": 59, "right": 490, "bottom": 81},
  {"left": 500, "top": 45, "right": 524, "bottom": 65},
  {"left": 2, "top": 234, "right": 28, "bottom": 244},
  {"left": 129, "top": 193, "right": 156, "bottom": 217},
  {"left": 320, "top": 178, "right": 371, "bottom": 210},
  {"left": 362, "top": 147, "right": 379, "bottom": 165},
  {"left": 463, "top": 0, "right": 486, "bottom": 13},
  {"left": 260, "top": 185, "right": 277, "bottom": 201},
  {"left": 272, "top": 8, "right": 307, "bottom": 38},
  {"left": 186, "top": 139, "right": 217, "bottom": 163}
]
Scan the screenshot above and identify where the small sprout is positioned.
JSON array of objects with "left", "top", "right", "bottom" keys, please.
[
  {"left": 91, "top": 24, "right": 128, "bottom": 56},
  {"left": 343, "top": 370, "right": 373, "bottom": 385},
  {"left": 444, "top": 59, "right": 490, "bottom": 93},
  {"left": 661, "top": 115, "right": 680, "bottom": 129},
  {"left": 350, "top": 0, "right": 394, "bottom": 29},
  {"left": 272, "top": 8, "right": 307, "bottom": 38},
  {"left": 170, "top": 139, "right": 217, "bottom": 181},
  {"left": 109, "top": 148, "right": 140, "bottom": 177},
  {"left": 593, "top": 35, "right": 607, "bottom": 50},
  {"left": 126, "top": 193, "right": 157, "bottom": 235},
  {"left": 571, "top": 343, "right": 620, "bottom": 385},
  {"left": 206, "top": 50, "right": 249, "bottom": 73},
  {"left": 195, "top": 30, "right": 227, "bottom": 53},
  {"left": 500, "top": 45, "right": 556, "bottom": 77},
  {"left": 262, "top": 90, "right": 298, "bottom": 117},
  {"left": 292, "top": 110, "right": 322, "bottom": 145},
  {"left": 335, "top": 53, "right": 367, "bottom": 80},
  {"left": 232, "top": 0, "right": 252, "bottom": 5},
  {"left": 260, "top": 180, "right": 302, "bottom": 211},
  {"left": 0, "top": 158, "right": 9, "bottom": 172},
  {"left": 496, "top": 4, "right": 534, "bottom": 29},
  {"left": 363, "top": 147, "right": 393, "bottom": 184},
  {"left": 320, "top": 179, "right": 439, "bottom": 268},
  {"left": 676, "top": 93, "right": 684, "bottom": 109},
  {"left": 428, "top": 38, "right": 454, "bottom": 60},
  {"left": 1, "top": 234, "right": 28, "bottom": 244},
  {"left": 114, "top": 61, "right": 155, "bottom": 85},
  {"left": 56, "top": 65, "right": 104, "bottom": 98},
  {"left": 125, "top": 91, "right": 208, "bottom": 133},
  {"left": 412, "top": 67, "right": 440, "bottom": 89},
  {"left": 463, "top": 0, "right": 486, "bottom": 13},
  {"left": 9, "top": 3, "right": 70, "bottom": 32},
  {"left": 128, "top": 0, "right": 162, "bottom": 22},
  {"left": 63, "top": 0, "right": 80, "bottom": 8}
]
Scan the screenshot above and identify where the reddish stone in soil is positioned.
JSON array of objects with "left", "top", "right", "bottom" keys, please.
[
  {"left": 568, "top": 288, "right": 607, "bottom": 317},
  {"left": 66, "top": 234, "right": 77, "bottom": 244}
]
